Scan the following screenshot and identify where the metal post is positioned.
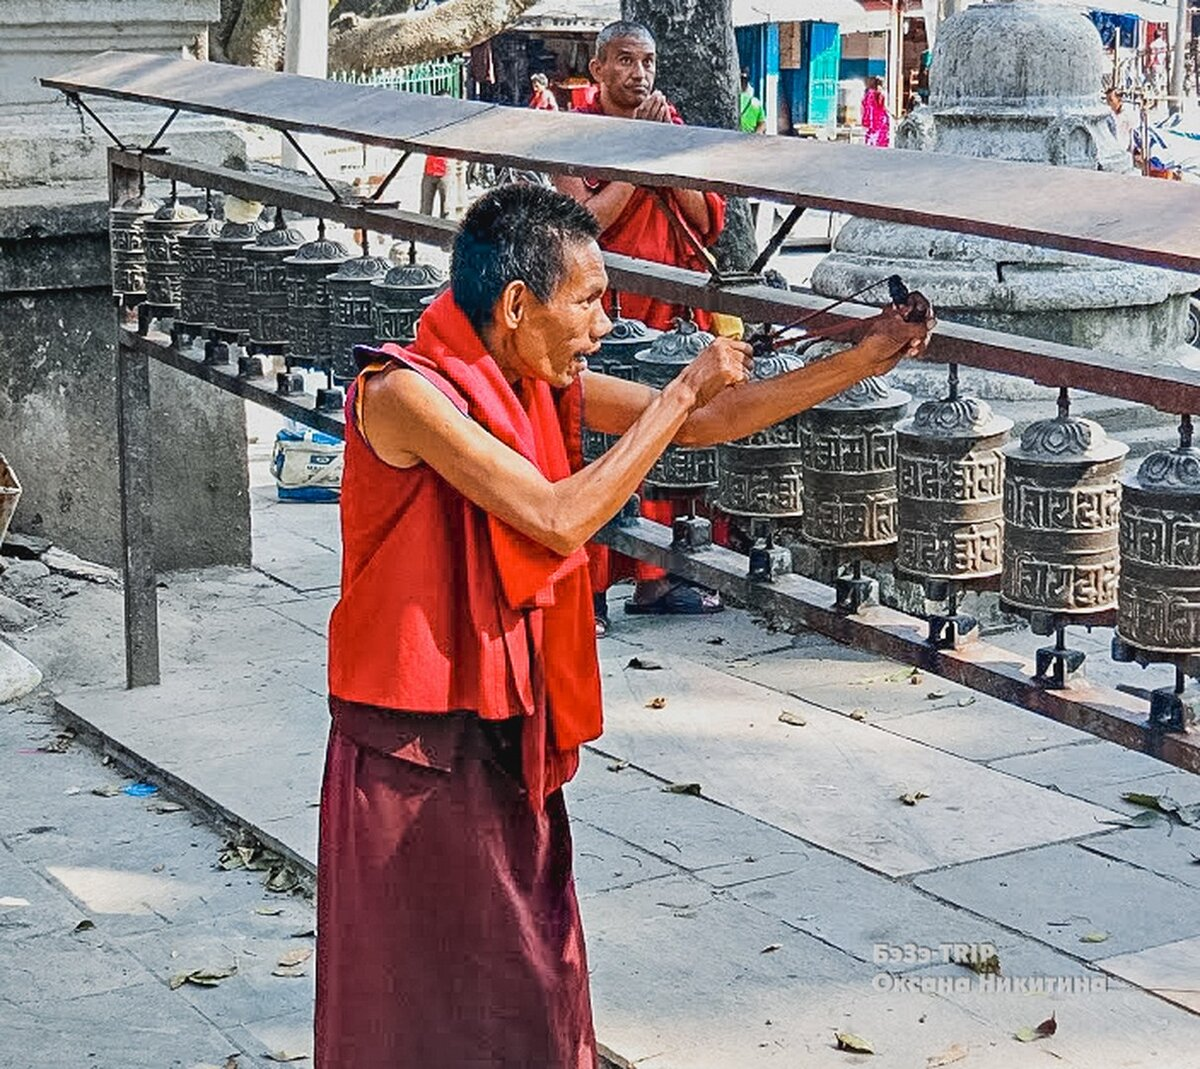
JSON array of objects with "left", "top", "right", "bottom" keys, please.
[
  {"left": 1172, "top": 0, "right": 1189, "bottom": 113},
  {"left": 110, "top": 149, "right": 161, "bottom": 688}
]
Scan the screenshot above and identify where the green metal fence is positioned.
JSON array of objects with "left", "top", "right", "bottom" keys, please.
[{"left": 331, "top": 58, "right": 467, "bottom": 99}]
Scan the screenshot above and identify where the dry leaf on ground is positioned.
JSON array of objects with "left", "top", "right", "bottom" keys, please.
[
  {"left": 1079, "top": 931, "right": 1109, "bottom": 943},
  {"left": 264, "top": 1051, "right": 309, "bottom": 1063},
  {"left": 778, "top": 711, "right": 807, "bottom": 727},
  {"left": 253, "top": 907, "right": 284, "bottom": 916},
  {"left": 1014, "top": 1012, "right": 1057, "bottom": 1042},
  {"left": 927, "top": 1044, "right": 968, "bottom": 1067},
  {"left": 72, "top": 919, "right": 95, "bottom": 933},
  {"left": 926, "top": 691, "right": 947, "bottom": 700},
  {"left": 760, "top": 943, "right": 782, "bottom": 954},
  {"left": 91, "top": 785, "right": 122, "bottom": 798},
  {"left": 645, "top": 696, "right": 667, "bottom": 709},
  {"left": 835, "top": 1031, "right": 875, "bottom": 1054},
  {"left": 170, "top": 965, "right": 237, "bottom": 990},
  {"left": 626, "top": 657, "right": 663, "bottom": 671},
  {"left": 955, "top": 948, "right": 1001, "bottom": 975},
  {"left": 289, "top": 928, "right": 316, "bottom": 938},
  {"left": 662, "top": 782, "right": 702, "bottom": 796},
  {"left": 900, "top": 791, "right": 930, "bottom": 806},
  {"left": 606, "top": 760, "right": 630, "bottom": 772},
  {"left": 272, "top": 964, "right": 309, "bottom": 978},
  {"left": 849, "top": 708, "right": 868, "bottom": 721},
  {"left": 277, "top": 948, "right": 312, "bottom": 968},
  {"left": 0, "top": 897, "right": 29, "bottom": 908}
]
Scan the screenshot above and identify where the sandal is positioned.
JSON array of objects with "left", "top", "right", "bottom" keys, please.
[
  {"left": 595, "top": 612, "right": 610, "bottom": 638},
  {"left": 624, "top": 581, "right": 724, "bottom": 616}
]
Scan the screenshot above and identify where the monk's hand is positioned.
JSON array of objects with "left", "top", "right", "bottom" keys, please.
[
  {"left": 856, "top": 303, "right": 936, "bottom": 375},
  {"left": 634, "top": 91, "right": 673, "bottom": 123},
  {"left": 677, "top": 336, "right": 754, "bottom": 409}
]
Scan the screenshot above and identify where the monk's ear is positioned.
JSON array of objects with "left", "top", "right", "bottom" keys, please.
[
  {"left": 496, "top": 279, "right": 528, "bottom": 330},
  {"left": 588, "top": 55, "right": 603, "bottom": 82}
]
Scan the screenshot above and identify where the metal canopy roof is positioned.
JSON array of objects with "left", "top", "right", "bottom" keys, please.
[{"left": 43, "top": 50, "right": 1200, "bottom": 275}]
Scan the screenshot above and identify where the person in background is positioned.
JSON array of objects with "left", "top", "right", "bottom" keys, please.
[
  {"left": 862, "top": 76, "right": 891, "bottom": 147},
  {"left": 1106, "top": 87, "right": 1138, "bottom": 157},
  {"left": 740, "top": 69, "right": 767, "bottom": 134},
  {"left": 529, "top": 72, "right": 559, "bottom": 111},
  {"left": 420, "top": 152, "right": 451, "bottom": 218},
  {"left": 553, "top": 19, "right": 728, "bottom": 630}
]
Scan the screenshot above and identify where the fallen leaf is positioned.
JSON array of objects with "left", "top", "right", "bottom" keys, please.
[
  {"left": 72, "top": 919, "right": 95, "bottom": 933},
  {"left": 170, "top": 965, "right": 237, "bottom": 990},
  {"left": 626, "top": 656, "right": 663, "bottom": 671},
  {"left": 1014, "top": 1013, "right": 1057, "bottom": 1042},
  {"left": 152, "top": 863, "right": 165, "bottom": 873},
  {"left": 64, "top": 786, "right": 82, "bottom": 796},
  {"left": 289, "top": 928, "right": 316, "bottom": 938},
  {"left": 778, "top": 710, "right": 807, "bottom": 727},
  {"left": 956, "top": 948, "right": 1001, "bottom": 975},
  {"left": 899, "top": 791, "right": 930, "bottom": 806},
  {"left": 926, "top": 691, "right": 948, "bottom": 700},
  {"left": 606, "top": 760, "right": 630, "bottom": 772},
  {"left": 706, "top": 636, "right": 725, "bottom": 645},
  {"left": 223, "top": 1057, "right": 239, "bottom": 1069},
  {"left": 0, "top": 897, "right": 30, "bottom": 907},
  {"left": 645, "top": 696, "right": 667, "bottom": 709},
  {"left": 1079, "top": 931, "right": 1110, "bottom": 943},
  {"left": 1191, "top": 853, "right": 1200, "bottom": 865},
  {"left": 908, "top": 669, "right": 923, "bottom": 685},
  {"left": 271, "top": 964, "right": 308, "bottom": 978},
  {"left": 1121, "top": 791, "right": 1164, "bottom": 809},
  {"left": 760, "top": 943, "right": 782, "bottom": 954},
  {"left": 264, "top": 1051, "right": 309, "bottom": 1063},
  {"left": 849, "top": 708, "right": 868, "bottom": 721},
  {"left": 266, "top": 867, "right": 300, "bottom": 894},
  {"left": 91, "top": 785, "right": 122, "bottom": 798},
  {"left": 1097, "top": 810, "right": 1161, "bottom": 829},
  {"left": 277, "top": 948, "right": 312, "bottom": 968},
  {"left": 927, "top": 1044, "right": 968, "bottom": 1067},
  {"left": 835, "top": 1031, "right": 875, "bottom": 1054},
  {"left": 956, "top": 696, "right": 976, "bottom": 707},
  {"left": 662, "top": 782, "right": 702, "bottom": 796},
  {"left": 150, "top": 801, "right": 186, "bottom": 814},
  {"left": 253, "top": 907, "right": 284, "bottom": 916}
]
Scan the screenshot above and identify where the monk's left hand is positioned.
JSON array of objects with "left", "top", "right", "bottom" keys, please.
[{"left": 634, "top": 92, "right": 673, "bottom": 123}]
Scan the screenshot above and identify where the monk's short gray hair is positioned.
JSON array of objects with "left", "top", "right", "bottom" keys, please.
[{"left": 595, "top": 21, "right": 655, "bottom": 61}]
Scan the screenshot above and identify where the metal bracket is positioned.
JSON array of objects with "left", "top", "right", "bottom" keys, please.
[
  {"left": 65, "top": 93, "right": 177, "bottom": 157},
  {"left": 281, "top": 129, "right": 348, "bottom": 204},
  {"left": 749, "top": 205, "right": 805, "bottom": 275},
  {"left": 672, "top": 515, "right": 712, "bottom": 552},
  {"left": 835, "top": 561, "right": 876, "bottom": 614}
]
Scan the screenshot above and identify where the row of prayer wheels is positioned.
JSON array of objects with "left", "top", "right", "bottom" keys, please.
[
  {"left": 586, "top": 310, "right": 1200, "bottom": 686},
  {"left": 111, "top": 187, "right": 445, "bottom": 378}
]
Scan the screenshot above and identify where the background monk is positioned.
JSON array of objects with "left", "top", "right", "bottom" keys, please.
[
  {"left": 317, "top": 184, "right": 931, "bottom": 1069},
  {"left": 555, "top": 19, "right": 732, "bottom": 629}
]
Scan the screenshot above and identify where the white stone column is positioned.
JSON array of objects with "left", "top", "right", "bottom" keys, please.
[{"left": 281, "top": 0, "right": 329, "bottom": 170}]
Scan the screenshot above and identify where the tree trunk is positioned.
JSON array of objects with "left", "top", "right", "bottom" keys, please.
[
  {"left": 211, "top": 0, "right": 288, "bottom": 68},
  {"left": 328, "top": 0, "right": 540, "bottom": 72},
  {"left": 621, "top": 0, "right": 757, "bottom": 271}
]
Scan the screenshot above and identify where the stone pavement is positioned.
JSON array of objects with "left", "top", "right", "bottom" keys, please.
[{"left": 3, "top": 412, "right": 1200, "bottom": 1068}]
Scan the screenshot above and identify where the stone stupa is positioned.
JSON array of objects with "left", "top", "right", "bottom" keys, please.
[{"left": 811, "top": 0, "right": 1197, "bottom": 400}]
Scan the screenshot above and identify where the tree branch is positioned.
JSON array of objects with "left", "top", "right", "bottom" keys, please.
[{"left": 329, "top": 0, "right": 539, "bottom": 72}]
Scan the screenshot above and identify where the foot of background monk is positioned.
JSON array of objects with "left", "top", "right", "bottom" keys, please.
[
  {"left": 593, "top": 591, "right": 610, "bottom": 639},
  {"left": 625, "top": 578, "right": 723, "bottom": 616}
]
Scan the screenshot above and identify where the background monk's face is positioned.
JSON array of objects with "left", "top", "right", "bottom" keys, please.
[
  {"left": 590, "top": 36, "right": 657, "bottom": 114},
  {"left": 508, "top": 240, "right": 611, "bottom": 388}
]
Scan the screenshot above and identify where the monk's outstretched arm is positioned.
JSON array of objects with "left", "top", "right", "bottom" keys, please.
[{"left": 359, "top": 339, "right": 750, "bottom": 557}]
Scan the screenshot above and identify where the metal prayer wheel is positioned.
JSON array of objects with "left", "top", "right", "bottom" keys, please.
[
  {"left": 634, "top": 320, "right": 718, "bottom": 492},
  {"left": 800, "top": 377, "right": 910, "bottom": 549},
  {"left": 211, "top": 219, "right": 264, "bottom": 335},
  {"left": 283, "top": 223, "right": 351, "bottom": 372},
  {"left": 175, "top": 208, "right": 224, "bottom": 343},
  {"left": 895, "top": 391, "right": 1011, "bottom": 582},
  {"left": 1001, "top": 402, "right": 1127, "bottom": 617},
  {"left": 1116, "top": 430, "right": 1200, "bottom": 657},
  {"left": 716, "top": 348, "right": 807, "bottom": 522},
  {"left": 327, "top": 253, "right": 393, "bottom": 381},
  {"left": 582, "top": 313, "right": 660, "bottom": 463},
  {"left": 245, "top": 210, "right": 306, "bottom": 353},
  {"left": 109, "top": 187, "right": 160, "bottom": 300},
  {"left": 371, "top": 246, "right": 445, "bottom": 346},
  {"left": 143, "top": 195, "right": 201, "bottom": 310}
]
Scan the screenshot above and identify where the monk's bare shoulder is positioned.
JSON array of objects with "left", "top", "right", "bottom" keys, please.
[{"left": 360, "top": 367, "right": 462, "bottom": 469}]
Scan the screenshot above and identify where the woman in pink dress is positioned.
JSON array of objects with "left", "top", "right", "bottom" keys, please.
[{"left": 862, "top": 76, "right": 891, "bottom": 147}]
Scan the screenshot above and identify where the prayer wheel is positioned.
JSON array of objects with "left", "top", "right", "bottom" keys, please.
[
  {"left": 582, "top": 313, "right": 660, "bottom": 463},
  {"left": 371, "top": 247, "right": 445, "bottom": 346},
  {"left": 1116, "top": 428, "right": 1200, "bottom": 656},
  {"left": 211, "top": 219, "right": 264, "bottom": 335},
  {"left": 800, "top": 377, "right": 910, "bottom": 549},
  {"left": 327, "top": 253, "right": 392, "bottom": 381},
  {"left": 284, "top": 224, "right": 351, "bottom": 372},
  {"left": 1001, "top": 406, "right": 1127, "bottom": 616},
  {"left": 143, "top": 196, "right": 201, "bottom": 310},
  {"left": 109, "top": 188, "right": 160, "bottom": 300},
  {"left": 175, "top": 210, "right": 224, "bottom": 345},
  {"left": 895, "top": 392, "right": 1011, "bottom": 582},
  {"left": 716, "top": 348, "right": 807, "bottom": 523},
  {"left": 634, "top": 320, "right": 719, "bottom": 492},
  {"left": 245, "top": 210, "right": 306, "bottom": 354}
]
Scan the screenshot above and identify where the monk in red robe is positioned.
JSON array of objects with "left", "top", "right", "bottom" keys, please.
[
  {"left": 555, "top": 20, "right": 733, "bottom": 628},
  {"left": 317, "top": 184, "right": 931, "bottom": 1068}
]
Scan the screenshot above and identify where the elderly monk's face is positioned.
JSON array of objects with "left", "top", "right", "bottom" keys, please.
[
  {"left": 510, "top": 239, "right": 611, "bottom": 388},
  {"left": 590, "top": 35, "right": 657, "bottom": 112}
]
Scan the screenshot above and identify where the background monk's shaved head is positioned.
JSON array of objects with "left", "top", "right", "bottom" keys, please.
[
  {"left": 595, "top": 20, "right": 655, "bottom": 60},
  {"left": 451, "top": 184, "right": 601, "bottom": 334}
]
